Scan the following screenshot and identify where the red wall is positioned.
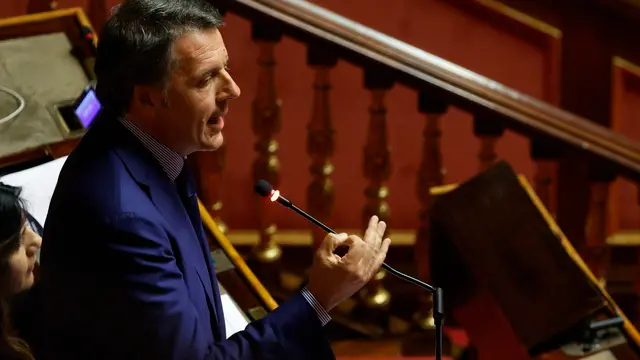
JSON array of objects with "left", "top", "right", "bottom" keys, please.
[{"left": 2, "top": 0, "right": 548, "bottom": 231}]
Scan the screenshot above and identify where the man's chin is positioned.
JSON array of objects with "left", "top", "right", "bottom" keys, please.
[{"left": 200, "top": 133, "right": 224, "bottom": 151}]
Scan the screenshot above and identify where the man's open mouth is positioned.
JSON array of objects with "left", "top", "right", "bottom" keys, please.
[{"left": 208, "top": 116, "right": 224, "bottom": 129}]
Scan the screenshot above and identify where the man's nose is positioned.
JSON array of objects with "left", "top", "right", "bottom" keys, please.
[
  {"left": 218, "top": 72, "right": 241, "bottom": 101},
  {"left": 228, "top": 78, "right": 241, "bottom": 100}
]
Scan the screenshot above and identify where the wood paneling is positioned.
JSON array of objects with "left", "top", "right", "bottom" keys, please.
[
  {"left": 450, "top": 0, "right": 562, "bottom": 105},
  {"left": 451, "top": 0, "right": 564, "bottom": 216},
  {"left": 611, "top": 57, "right": 640, "bottom": 232}
]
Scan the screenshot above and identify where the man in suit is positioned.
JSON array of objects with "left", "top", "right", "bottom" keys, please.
[{"left": 40, "top": 0, "right": 391, "bottom": 359}]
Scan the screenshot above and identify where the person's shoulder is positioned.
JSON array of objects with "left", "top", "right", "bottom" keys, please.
[
  {"left": 44, "top": 146, "right": 161, "bottom": 250},
  {"left": 56, "top": 145, "right": 125, "bottom": 196},
  {"left": 49, "top": 140, "right": 144, "bottom": 223}
]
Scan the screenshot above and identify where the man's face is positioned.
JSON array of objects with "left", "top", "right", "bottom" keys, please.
[{"left": 153, "top": 28, "right": 240, "bottom": 156}]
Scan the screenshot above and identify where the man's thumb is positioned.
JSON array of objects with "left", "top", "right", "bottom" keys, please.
[{"left": 323, "top": 232, "right": 349, "bottom": 252}]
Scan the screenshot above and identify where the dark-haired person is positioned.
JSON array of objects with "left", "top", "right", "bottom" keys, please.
[
  {"left": 40, "top": 0, "right": 391, "bottom": 359},
  {"left": 0, "top": 183, "right": 42, "bottom": 360}
]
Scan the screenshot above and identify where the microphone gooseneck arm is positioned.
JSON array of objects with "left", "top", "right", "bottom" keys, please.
[
  {"left": 261, "top": 183, "right": 444, "bottom": 360},
  {"left": 280, "top": 195, "right": 436, "bottom": 292}
]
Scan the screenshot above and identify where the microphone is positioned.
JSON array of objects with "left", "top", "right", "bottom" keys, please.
[{"left": 254, "top": 179, "right": 444, "bottom": 360}]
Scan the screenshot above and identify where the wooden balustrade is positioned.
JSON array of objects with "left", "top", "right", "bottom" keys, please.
[
  {"left": 359, "top": 68, "right": 394, "bottom": 310},
  {"left": 306, "top": 46, "right": 337, "bottom": 250},
  {"left": 250, "top": 21, "right": 283, "bottom": 264},
  {"left": 203, "top": 0, "right": 640, "bottom": 330},
  {"left": 413, "top": 90, "right": 448, "bottom": 331},
  {"left": 190, "top": 148, "right": 228, "bottom": 236},
  {"left": 219, "top": 0, "right": 640, "bottom": 173}
]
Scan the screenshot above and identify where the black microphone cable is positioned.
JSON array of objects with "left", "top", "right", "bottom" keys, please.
[{"left": 253, "top": 179, "right": 439, "bottom": 293}]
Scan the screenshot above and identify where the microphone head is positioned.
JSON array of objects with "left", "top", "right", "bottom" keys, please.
[{"left": 254, "top": 179, "right": 273, "bottom": 197}]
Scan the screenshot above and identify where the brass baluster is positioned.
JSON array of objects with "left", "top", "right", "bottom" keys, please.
[
  {"left": 189, "top": 145, "right": 228, "bottom": 237},
  {"left": 412, "top": 89, "right": 449, "bottom": 330},
  {"left": 585, "top": 168, "right": 615, "bottom": 286},
  {"left": 251, "top": 22, "right": 283, "bottom": 264},
  {"left": 306, "top": 47, "right": 338, "bottom": 250},
  {"left": 359, "top": 68, "right": 394, "bottom": 310},
  {"left": 474, "top": 115, "right": 505, "bottom": 172},
  {"left": 530, "top": 138, "right": 562, "bottom": 219}
]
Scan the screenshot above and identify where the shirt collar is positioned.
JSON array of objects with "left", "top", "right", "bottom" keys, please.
[{"left": 118, "top": 116, "right": 185, "bottom": 182}]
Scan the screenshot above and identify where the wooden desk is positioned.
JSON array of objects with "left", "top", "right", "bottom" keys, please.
[{"left": 0, "top": 8, "right": 95, "bottom": 160}]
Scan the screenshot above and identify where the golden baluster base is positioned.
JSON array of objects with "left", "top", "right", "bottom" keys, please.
[
  {"left": 280, "top": 271, "right": 305, "bottom": 292},
  {"left": 598, "top": 277, "right": 607, "bottom": 288},
  {"left": 248, "top": 225, "right": 282, "bottom": 289},
  {"left": 251, "top": 224, "right": 282, "bottom": 263},
  {"left": 212, "top": 217, "right": 228, "bottom": 235},
  {"left": 359, "top": 269, "right": 391, "bottom": 309},
  {"left": 210, "top": 202, "right": 228, "bottom": 235},
  {"left": 412, "top": 294, "right": 436, "bottom": 330},
  {"left": 347, "top": 270, "right": 391, "bottom": 334},
  {"left": 251, "top": 241, "right": 282, "bottom": 263},
  {"left": 413, "top": 308, "right": 436, "bottom": 330}
]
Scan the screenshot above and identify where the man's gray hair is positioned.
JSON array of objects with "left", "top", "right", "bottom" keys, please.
[{"left": 94, "top": 0, "right": 224, "bottom": 115}]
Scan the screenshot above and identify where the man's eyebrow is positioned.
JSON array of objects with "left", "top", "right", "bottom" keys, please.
[{"left": 193, "top": 55, "right": 230, "bottom": 79}]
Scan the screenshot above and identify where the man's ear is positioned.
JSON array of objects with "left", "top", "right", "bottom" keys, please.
[{"left": 132, "top": 85, "right": 159, "bottom": 108}]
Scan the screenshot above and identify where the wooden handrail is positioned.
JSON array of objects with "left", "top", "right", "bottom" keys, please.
[
  {"left": 215, "top": 0, "right": 640, "bottom": 181},
  {"left": 199, "top": 200, "right": 279, "bottom": 311}
]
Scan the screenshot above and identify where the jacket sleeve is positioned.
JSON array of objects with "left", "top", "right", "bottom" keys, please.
[{"left": 90, "top": 214, "right": 335, "bottom": 360}]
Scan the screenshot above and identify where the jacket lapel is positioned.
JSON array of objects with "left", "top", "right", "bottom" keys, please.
[
  {"left": 179, "top": 169, "right": 226, "bottom": 339},
  {"left": 102, "top": 119, "right": 220, "bottom": 336}
]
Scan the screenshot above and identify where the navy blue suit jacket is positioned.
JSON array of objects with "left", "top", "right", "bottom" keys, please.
[{"left": 40, "top": 114, "right": 335, "bottom": 360}]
